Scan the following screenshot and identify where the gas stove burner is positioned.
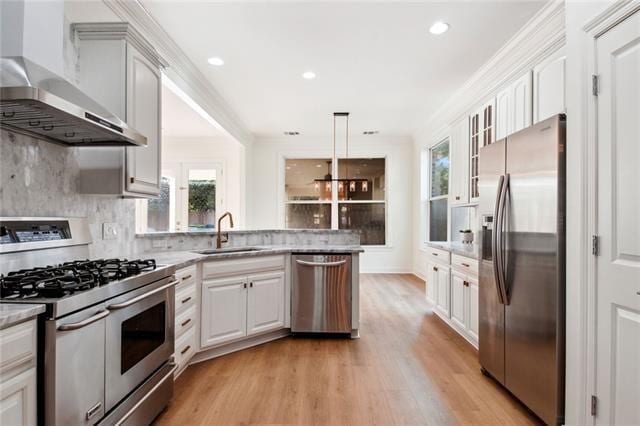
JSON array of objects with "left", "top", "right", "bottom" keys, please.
[{"left": 0, "top": 257, "right": 157, "bottom": 300}]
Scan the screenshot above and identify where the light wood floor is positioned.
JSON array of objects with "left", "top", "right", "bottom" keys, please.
[{"left": 155, "top": 274, "right": 539, "bottom": 425}]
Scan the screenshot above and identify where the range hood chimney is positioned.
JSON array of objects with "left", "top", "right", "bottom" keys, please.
[{"left": 0, "top": 0, "right": 147, "bottom": 147}]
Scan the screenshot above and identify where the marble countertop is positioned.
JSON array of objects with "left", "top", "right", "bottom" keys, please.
[
  {"left": 142, "top": 245, "right": 365, "bottom": 270},
  {"left": 137, "top": 229, "right": 359, "bottom": 238},
  {"left": 0, "top": 303, "right": 45, "bottom": 329},
  {"left": 425, "top": 241, "right": 479, "bottom": 259}
]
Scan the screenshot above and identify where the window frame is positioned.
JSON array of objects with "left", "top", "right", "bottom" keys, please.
[
  {"left": 425, "top": 137, "right": 451, "bottom": 244},
  {"left": 282, "top": 155, "right": 388, "bottom": 247}
]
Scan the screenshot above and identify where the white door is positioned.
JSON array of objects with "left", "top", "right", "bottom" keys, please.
[
  {"left": 512, "top": 71, "right": 532, "bottom": 133},
  {"left": 0, "top": 368, "right": 36, "bottom": 426},
  {"left": 467, "top": 276, "right": 479, "bottom": 342},
  {"left": 495, "top": 86, "right": 512, "bottom": 140},
  {"left": 247, "top": 271, "right": 285, "bottom": 336},
  {"left": 533, "top": 48, "right": 566, "bottom": 123},
  {"left": 426, "top": 261, "right": 438, "bottom": 305},
  {"left": 436, "top": 265, "right": 451, "bottom": 317},
  {"left": 125, "top": 45, "right": 161, "bottom": 195},
  {"left": 451, "top": 271, "right": 466, "bottom": 329},
  {"left": 594, "top": 12, "right": 640, "bottom": 425},
  {"left": 201, "top": 276, "right": 247, "bottom": 348}
]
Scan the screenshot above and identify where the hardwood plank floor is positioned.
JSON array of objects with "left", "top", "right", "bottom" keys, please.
[{"left": 155, "top": 274, "right": 540, "bottom": 425}]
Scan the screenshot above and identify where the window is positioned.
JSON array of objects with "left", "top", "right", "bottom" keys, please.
[
  {"left": 428, "top": 139, "right": 449, "bottom": 242},
  {"left": 136, "top": 162, "right": 222, "bottom": 233},
  {"left": 284, "top": 157, "right": 386, "bottom": 245}
]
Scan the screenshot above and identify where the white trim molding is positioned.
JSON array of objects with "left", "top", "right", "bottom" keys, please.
[{"left": 104, "top": 0, "right": 254, "bottom": 146}]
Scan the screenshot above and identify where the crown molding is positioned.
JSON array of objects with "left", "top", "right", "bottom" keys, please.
[
  {"left": 413, "top": 0, "right": 566, "bottom": 141},
  {"left": 103, "top": 0, "right": 254, "bottom": 146}
]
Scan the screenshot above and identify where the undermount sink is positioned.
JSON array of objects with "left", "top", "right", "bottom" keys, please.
[{"left": 193, "top": 247, "right": 267, "bottom": 255}]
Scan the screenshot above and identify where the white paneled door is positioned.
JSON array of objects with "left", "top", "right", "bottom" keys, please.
[{"left": 595, "top": 11, "right": 640, "bottom": 426}]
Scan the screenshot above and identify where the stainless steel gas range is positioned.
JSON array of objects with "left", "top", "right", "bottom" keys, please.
[{"left": 0, "top": 217, "right": 177, "bottom": 425}]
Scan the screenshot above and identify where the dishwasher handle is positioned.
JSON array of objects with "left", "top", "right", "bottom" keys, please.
[{"left": 295, "top": 259, "right": 347, "bottom": 268}]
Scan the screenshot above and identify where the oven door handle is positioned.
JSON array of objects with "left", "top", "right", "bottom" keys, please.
[
  {"left": 106, "top": 280, "right": 179, "bottom": 310},
  {"left": 114, "top": 363, "right": 178, "bottom": 426},
  {"left": 57, "top": 310, "right": 110, "bottom": 331}
]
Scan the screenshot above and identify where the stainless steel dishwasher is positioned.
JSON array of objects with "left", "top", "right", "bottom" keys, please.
[{"left": 291, "top": 254, "right": 352, "bottom": 333}]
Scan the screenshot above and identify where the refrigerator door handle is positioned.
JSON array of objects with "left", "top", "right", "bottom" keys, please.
[
  {"left": 497, "top": 173, "right": 510, "bottom": 305},
  {"left": 492, "top": 174, "right": 505, "bottom": 305}
]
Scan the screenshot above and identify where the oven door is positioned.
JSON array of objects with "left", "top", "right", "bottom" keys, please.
[{"left": 104, "top": 275, "right": 177, "bottom": 412}]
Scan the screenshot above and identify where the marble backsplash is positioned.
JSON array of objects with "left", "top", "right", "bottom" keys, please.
[
  {"left": 0, "top": 130, "right": 137, "bottom": 258},
  {"left": 133, "top": 229, "right": 361, "bottom": 254}
]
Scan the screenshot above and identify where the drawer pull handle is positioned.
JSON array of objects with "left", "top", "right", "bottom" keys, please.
[
  {"left": 180, "top": 345, "right": 191, "bottom": 355},
  {"left": 181, "top": 318, "right": 191, "bottom": 327},
  {"left": 181, "top": 274, "right": 193, "bottom": 281},
  {"left": 432, "top": 253, "right": 438, "bottom": 256},
  {"left": 462, "top": 263, "right": 470, "bottom": 268},
  {"left": 86, "top": 402, "right": 102, "bottom": 420},
  {"left": 455, "top": 196, "right": 460, "bottom": 200},
  {"left": 181, "top": 296, "right": 192, "bottom": 304}
]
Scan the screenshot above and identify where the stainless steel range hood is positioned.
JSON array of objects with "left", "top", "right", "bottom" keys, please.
[{"left": 0, "top": 57, "right": 147, "bottom": 146}]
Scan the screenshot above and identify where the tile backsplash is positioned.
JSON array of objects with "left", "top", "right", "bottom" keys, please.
[{"left": 0, "top": 130, "right": 137, "bottom": 258}]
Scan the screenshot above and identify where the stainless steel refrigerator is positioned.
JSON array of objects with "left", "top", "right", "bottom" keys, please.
[{"left": 478, "top": 114, "right": 565, "bottom": 425}]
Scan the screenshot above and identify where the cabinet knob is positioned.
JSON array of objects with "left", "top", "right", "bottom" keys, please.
[
  {"left": 433, "top": 267, "right": 438, "bottom": 272},
  {"left": 455, "top": 196, "right": 460, "bottom": 200},
  {"left": 243, "top": 282, "right": 247, "bottom": 289},
  {"left": 250, "top": 282, "right": 254, "bottom": 288},
  {"left": 130, "top": 177, "right": 135, "bottom": 184}
]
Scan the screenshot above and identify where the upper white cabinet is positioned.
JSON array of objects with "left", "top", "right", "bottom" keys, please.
[
  {"left": 449, "top": 117, "right": 470, "bottom": 206},
  {"left": 495, "top": 71, "right": 533, "bottom": 140},
  {"left": 468, "top": 98, "right": 493, "bottom": 202},
  {"left": 74, "top": 23, "right": 164, "bottom": 197},
  {"left": 533, "top": 48, "right": 566, "bottom": 123}
]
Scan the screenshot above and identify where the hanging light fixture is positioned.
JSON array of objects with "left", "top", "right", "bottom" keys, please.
[{"left": 314, "top": 112, "right": 367, "bottom": 195}]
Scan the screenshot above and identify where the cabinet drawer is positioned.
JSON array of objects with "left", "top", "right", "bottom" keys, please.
[
  {"left": 175, "top": 280, "right": 196, "bottom": 315},
  {"left": 451, "top": 254, "right": 479, "bottom": 275},
  {"left": 426, "top": 247, "right": 451, "bottom": 264},
  {"left": 0, "top": 320, "right": 37, "bottom": 375},
  {"left": 174, "top": 326, "right": 196, "bottom": 372},
  {"left": 175, "top": 265, "right": 197, "bottom": 289},
  {"left": 203, "top": 255, "right": 285, "bottom": 279},
  {"left": 175, "top": 304, "right": 196, "bottom": 339}
]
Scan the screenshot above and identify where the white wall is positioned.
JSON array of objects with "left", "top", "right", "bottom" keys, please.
[
  {"left": 249, "top": 135, "right": 413, "bottom": 273},
  {"left": 163, "top": 137, "right": 246, "bottom": 227}
]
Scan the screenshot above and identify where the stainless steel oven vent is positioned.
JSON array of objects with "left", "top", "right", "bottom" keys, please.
[{"left": 0, "top": 57, "right": 147, "bottom": 147}]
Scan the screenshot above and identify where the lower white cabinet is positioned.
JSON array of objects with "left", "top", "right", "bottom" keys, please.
[
  {"left": 436, "top": 266, "right": 451, "bottom": 317},
  {"left": 201, "top": 270, "right": 286, "bottom": 348},
  {"left": 426, "top": 261, "right": 438, "bottom": 305},
  {"left": 0, "top": 367, "right": 36, "bottom": 426},
  {"left": 247, "top": 272, "right": 285, "bottom": 336},
  {"left": 450, "top": 270, "right": 479, "bottom": 343},
  {"left": 201, "top": 276, "right": 248, "bottom": 347}
]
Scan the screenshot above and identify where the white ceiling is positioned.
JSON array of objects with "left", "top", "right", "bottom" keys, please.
[
  {"left": 161, "top": 82, "right": 225, "bottom": 139},
  {"left": 142, "top": 1, "right": 545, "bottom": 138}
]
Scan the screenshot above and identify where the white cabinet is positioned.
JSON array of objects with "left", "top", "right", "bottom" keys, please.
[
  {"left": 449, "top": 117, "right": 470, "bottom": 206},
  {"left": 449, "top": 259, "right": 479, "bottom": 346},
  {"left": 468, "top": 276, "right": 479, "bottom": 341},
  {"left": 533, "top": 48, "right": 566, "bottom": 123},
  {"left": 201, "top": 276, "right": 248, "bottom": 347},
  {"left": 247, "top": 271, "right": 285, "bottom": 336},
  {"left": 436, "top": 265, "right": 451, "bottom": 317},
  {"left": 201, "top": 259, "right": 287, "bottom": 349},
  {"left": 74, "top": 23, "right": 164, "bottom": 197},
  {"left": 495, "top": 71, "right": 533, "bottom": 140},
  {"left": 0, "top": 319, "right": 38, "bottom": 426},
  {"left": 451, "top": 271, "right": 466, "bottom": 329},
  {"left": 0, "top": 368, "right": 36, "bottom": 426},
  {"left": 469, "top": 97, "right": 493, "bottom": 203},
  {"left": 426, "top": 261, "right": 438, "bottom": 305}
]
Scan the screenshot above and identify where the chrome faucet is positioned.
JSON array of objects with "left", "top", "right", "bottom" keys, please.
[{"left": 216, "top": 212, "right": 234, "bottom": 249}]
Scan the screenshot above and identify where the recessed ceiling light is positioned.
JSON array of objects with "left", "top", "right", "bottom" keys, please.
[
  {"left": 429, "top": 21, "right": 449, "bottom": 35},
  {"left": 302, "top": 71, "right": 316, "bottom": 80},
  {"left": 207, "top": 57, "right": 224, "bottom": 66}
]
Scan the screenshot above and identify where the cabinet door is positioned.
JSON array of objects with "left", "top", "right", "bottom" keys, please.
[
  {"left": 533, "top": 48, "right": 566, "bottom": 123},
  {"left": 495, "top": 86, "right": 512, "bottom": 140},
  {"left": 0, "top": 367, "right": 36, "bottom": 426},
  {"left": 481, "top": 98, "right": 496, "bottom": 146},
  {"left": 125, "top": 45, "right": 162, "bottom": 196},
  {"left": 469, "top": 111, "right": 481, "bottom": 202},
  {"left": 426, "top": 261, "right": 438, "bottom": 305},
  {"left": 450, "top": 118, "right": 470, "bottom": 205},
  {"left": 201, "top": 276, "right": 247, "bottom": 348},
  {"left": 451, "top": 271, "right": 467, "bottom": 330},
  {"left": 467, "top": 276, "right": 479, "bottom": 342},
  {"left": 247, "top": 271, "right": 285, "bottom": 336},
  {"left": 512, "top": 71, "right": 533, "bottom": 133},
  {"left": 436, "top": 266, "right": 451, "bottom": 317}
]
